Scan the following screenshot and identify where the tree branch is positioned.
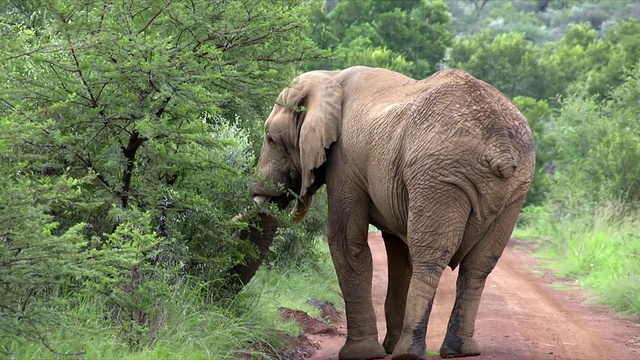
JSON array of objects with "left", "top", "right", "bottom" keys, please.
[
  {"left": 119, "top": 131, "right": 147, "bottom": 208},
  {"left": 74, "top": 153, "right": 112, "bottom": 189}
]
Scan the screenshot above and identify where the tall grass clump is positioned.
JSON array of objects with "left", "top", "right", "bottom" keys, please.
[
  {"left": 518, "top": 204, "right": 640, "bottom": 314},
  {"left": 516, "top": 65, "right": 640, "bottom": 315},
  {"left": 6, "top": 236, "right": 339, "bottom": 360},
  {"left": 8, "top": 287, "right": 292, "bottom": 360},
  {"left": 240, "top": 235, "right": 342, "bottom": 320}
]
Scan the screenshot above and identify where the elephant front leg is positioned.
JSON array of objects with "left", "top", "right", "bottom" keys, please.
[
  {"left": 381, "top": 232, "right": 412, "bottom": 354},
  {"left": 327, "top": 206, "right": 385, "bottom": 360}
]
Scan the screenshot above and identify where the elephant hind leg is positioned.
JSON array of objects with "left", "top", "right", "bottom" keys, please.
[
  {"left": 392, "top": 185, "right": 471, "bottom": 360},
  {"left": 381, "top": 232, "right": 412, "bottom": 354},
  {"left": 440, "top": 195, "right": 527, "bottom": 358}
]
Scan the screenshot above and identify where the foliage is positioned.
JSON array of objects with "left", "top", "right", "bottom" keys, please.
[
  {"left": 477, "top": 2, "right": 553, "bottom": 44},
  {"left": 7, "top": 239, "right": 340, "bottom": 359},
  {"left": 584, "top": 19, "right": 640, "bottom": 98},
  {"left": 546, "top": 65, "right": 640, "bottom": 206},
  {"left": 451, "top": 13, "right": 640, "bottom": 102},
  {"left": 514, "top": 63, "right": 640, "bottom": 315},
  {"left": 0, "top": 118, "right": 173, "bottom": 354},
  {"left": 240, "top": 239, "right": 342, "bottom": 320},
  {"left": 513, "top": 96, "right": 552, "bottom": 205},
  {"left": 537, "top": 22, "right": 603, "bottom": 102},
  {"left": 336, "top": 38, "right": 414, "bottom": 75},
  {"left": 267, "top": 189, "right": 329, "bottom": 271},
  {"left": 306, "top": 0, "right": 452, "bottom": 79},
  {"left": 450, "top": 31, "right": 544, "bottom": 99},
  {"left": 8, "top": 286, "right": 291, "bottom": 359},
  {"left": 446, "top": 0, "right": 640, "bottom": 41},
  {"left": 0, "top": 0, "right": 323, "bottom": 353},
  {"left": 537, "top": 18, "right": 640, "bottom": 102},
  {"left": 516, "top": 204, "right": 640, "bottom": 315}
]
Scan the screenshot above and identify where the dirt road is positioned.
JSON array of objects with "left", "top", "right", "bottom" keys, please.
[{"left": 305, "top": 232, "right": 640, "bottom": 360}]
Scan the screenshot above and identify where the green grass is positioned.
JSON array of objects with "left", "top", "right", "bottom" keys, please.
[
  {"left": 239, "top": 239, "right": 342, "bottom": 319},
  {"left": 550, "top": 283, "right": 572, "bottom": 291},
  {"left": 6, "top": 240, "right": 341, "bottom": 359},
  {"left": 7, "top": 291, "right": 290, "bottom": 359},
  {"left": 516, "top": 204, "right": 640, "bottom": 315}
]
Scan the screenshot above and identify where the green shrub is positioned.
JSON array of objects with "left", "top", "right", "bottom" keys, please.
[
  {"left": 544, "top": 63, "right": 640, "bottom": 207},
  {"left": 523, "top": 204, "right": 640, "bottom": 315},
  {"left": 513, "top": 96, "right": 554, "bottom": 205},
  {"left": 0, "top": 0, "right": 328, "bottom": 357},
  {"left": 264, "top": 189, "right": 328, "bottom": 271},
  {"left": 6, "top": 238, "right": 340, "bottom": 359},
  {"left": 515, "top": 64, "right": 640, "bottom": 316}
]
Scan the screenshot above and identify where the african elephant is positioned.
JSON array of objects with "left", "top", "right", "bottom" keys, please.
[{"left": 251, "top": 66, "right": 535, "bottom": 360}]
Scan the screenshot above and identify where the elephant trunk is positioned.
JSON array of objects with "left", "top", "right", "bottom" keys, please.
[
  {"left": 229, "top": 210, "right": 279, "bottom": 287},
  {"left": 227, "top": 193, "right": 294, "bottom": 290}
]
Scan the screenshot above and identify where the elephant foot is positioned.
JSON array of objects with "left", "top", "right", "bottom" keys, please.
[
  {"left": 439, "top": 335, "right": 481, "bottom": 358},
  {"left": 390, "top": 336, "right": 427, "bottom": 360},
  {"left": 382, "top": 333, "right": 400, "bottom": 354},
  {"left": 391, "top": 356, "right": 425, "bottom": 360},
  {"left": 339, "top": 338, "right": 386, "bottom": 360}
]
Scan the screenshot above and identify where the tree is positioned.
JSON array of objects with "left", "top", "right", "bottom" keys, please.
[
  {"left": 546, "top": 64, "right": 640, "bottom": 206},
  {"left": 449, "top": 31, "right": 544, "bottom": 99},
  {"left": 538, "top": 19, "right": 640, "bottom": 101},
  {"left": 537, "top": 22, "right": 602, "bottom": 102},
  {"left": 471, "top": 0, "right": 490, "bottom": 18},
  {"left": 0, "top": 0, "right": 321, "bottom": 349},
  {"left": 306, "top": 0, "right": 452, "bottom": 79},
  {"left": 585, "top": 19, "right": 640, "bottom": 99},
  {"left": 481, "top": 1, "right": 552, "bottom": 44}
]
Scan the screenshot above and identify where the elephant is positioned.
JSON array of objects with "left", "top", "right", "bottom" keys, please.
[
  {"left": 251, "top": 66, "right": 535, "bottom": 360},
  {"left": 228, "top": 210, "right": 279, "bottom": 291}
]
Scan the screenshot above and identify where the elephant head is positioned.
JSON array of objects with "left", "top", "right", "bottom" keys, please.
[{"left": 253, "top": 71, "right": 342, "bottom": 222}]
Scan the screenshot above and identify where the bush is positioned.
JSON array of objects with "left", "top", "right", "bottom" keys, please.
[
  {"left": 515, "top": 64, "right": 640, "bottom": 316},
  {"left": 546, "top": 64, "right": 640, "bottom": 206},
  {"left": 0, "top": 0, "right": 324, "bottom": 352},
  {"left": 513, "top": 96, "right": 553, "bottom": 205},
  {"left": 266, "top": 189, "right": 329, "bottom": 271},
  {"left": 0, "top": 115, "right": 260, "bottom": 354}
]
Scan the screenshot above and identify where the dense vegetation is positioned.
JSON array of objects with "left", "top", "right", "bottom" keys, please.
[{"left": 1, "top": 0, "right": 639, "bottom": 358}]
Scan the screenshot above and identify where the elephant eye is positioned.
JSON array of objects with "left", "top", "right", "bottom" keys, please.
[{"left": 266, "top": 134, "right": 276, "bottom": 146}]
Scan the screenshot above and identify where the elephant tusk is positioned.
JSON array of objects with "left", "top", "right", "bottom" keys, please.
[
  {"left": 291, "top": 194, "right": 313, "bottom": 223},
  {"left": 232, "top": 196, "right": 271, "bottom": 222},
  {"left": 253, "top": 195, "right": 270, "bottom": 205}
]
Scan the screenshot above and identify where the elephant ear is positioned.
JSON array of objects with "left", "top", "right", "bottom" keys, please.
[{"left": 295, "top": 71, "right": 343, "bottom": 197}]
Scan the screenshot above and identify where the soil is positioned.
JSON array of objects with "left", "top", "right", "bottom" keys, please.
[{"left": 284, "top": 232, "right": 640, "bottom": 360}]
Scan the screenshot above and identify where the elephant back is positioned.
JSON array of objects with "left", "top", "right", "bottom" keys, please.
[{"left": 414, "top": 69, "right": 535, "bottom": 180}]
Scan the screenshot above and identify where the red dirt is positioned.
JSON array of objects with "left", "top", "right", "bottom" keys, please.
[
  {"left": 294, "top": 232, "right": 640, "bottom": 360},
  {"left": 281, "top": 307, "right": 341, "bottom": 336}
]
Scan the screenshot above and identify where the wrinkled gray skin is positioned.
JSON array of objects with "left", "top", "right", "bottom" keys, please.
[
  {"left": 230, "top": 211, "right": 279, "bottom": 288},
  {"left": 252, "top": 66, "right": 535, "bottom": 360}
]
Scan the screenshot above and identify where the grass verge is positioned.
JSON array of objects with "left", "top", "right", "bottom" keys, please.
[
  {"left": 240, "top": 240, "right": 342, "bottom": 320},
  {"left": 515, "top": 204, "right": 640, "bottom": 315},
  {"left": 6, "top": 240, "right": 340, "bottom": 359}
]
